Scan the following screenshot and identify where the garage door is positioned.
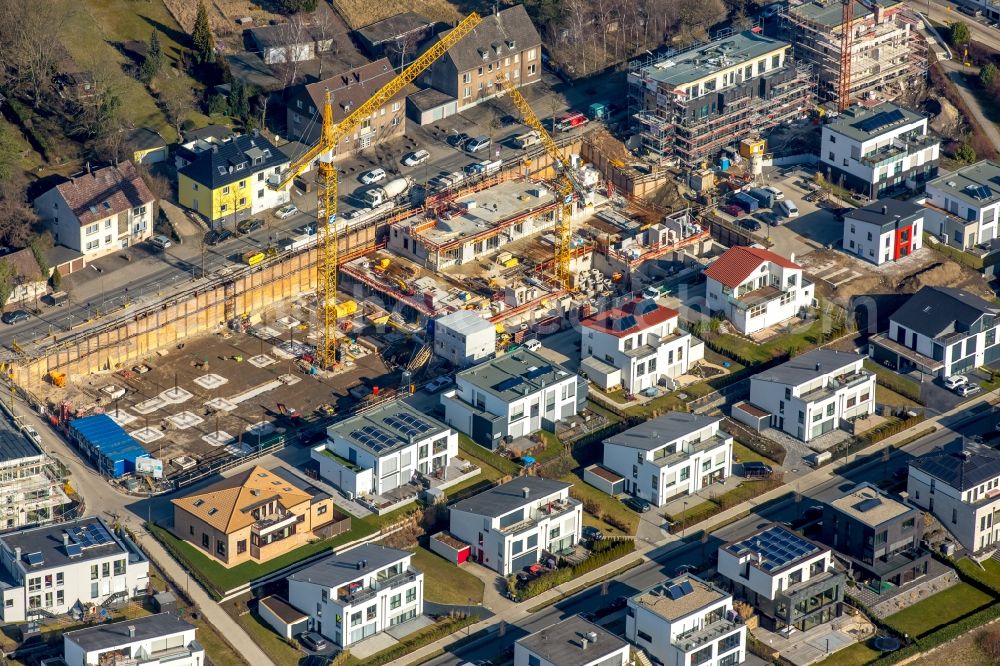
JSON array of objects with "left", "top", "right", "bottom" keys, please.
[{"left": 510, "top": 550, "right": 538, "bottom": 572}]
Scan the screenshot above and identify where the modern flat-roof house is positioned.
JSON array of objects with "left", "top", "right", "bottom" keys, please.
[
  {"left": 626, "top": 574, "right": 746, "bottom": 666},
  {"left": 842, "top": 199, "right": 924, "bottom": 265},
  {"left": 907, "top": 439, "right": 1000, "bottom": 553},
  {"left": 818, "top": 102, "right": 939, "bottom": 199},
  {"left": 704, "top": 246, "right": 814, "bottom": 337},
  {"left": 433, "top": 310, "right": 496, "bottom": 367},
  {"left": 869, "top": 286, "right": 1000, "bottom": 379},
  {"left": 718, "top": 524, "right": 844, "bottom": 633},
  {"left": 580, "top": 296, "right": 705, "bottom": 393},
  {"left": 312, "top": 401, "right": 459, "bottom": 501},
  {"left": 288, "top": 544, "right": 423, "bottom": 648},
  {"left": 442, "top": 350, "right": 585, "bottom": 451},
  {"left": 448, "top": 477, "right": 581, "bottom": 575},
  {"left": 171, "top": 465, "right": 341, "bottom": 568},
  {"left": 744, "top": 349, "right": 875, "bottom": 443},
  {"left": 820, "top": 483, "right": 929, "bottom": 591},
  {"left": 922, "top": 160, "right": 1000, "bottom": 251},
  {"left": 601, "top": 413, "right": 732, "bottom": 507},
  {"left": 515, "top": 615, "right": 631, "bottom": 666},
  {"left": 62, "top": 613, "right": 203, "bottom": 666},
  {"left": 0, "top": 517, "right": 149, "bottom": 622}
]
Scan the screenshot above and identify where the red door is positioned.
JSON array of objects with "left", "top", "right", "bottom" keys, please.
[
  {"left": 894, "top": 225, "right": 912, "bottom": 260},
  {"left": 457, "top": 546, "right": 470, "bottom": 564}
]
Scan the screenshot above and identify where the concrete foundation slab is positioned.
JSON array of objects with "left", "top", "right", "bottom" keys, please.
[
  {"left": 159, "top": 387, "right": 193, "bottom": 404},
  {"left": 193, "top": 374, "right": 229, "bottom": 390},
  {"left": 133, "top": 398, "right": 166, "bottom": 414},
  {"left": 166, "top": 412, "right": 205, "bottom": 430},
  {"left": 131, "top": 427, "right": 165, "bottom": 444},
  {"left": 248, "top": 354, "right": 276, "bottom": 368},
  {"left": 202, "top": 431, "right": 236, "bottom": 447}
]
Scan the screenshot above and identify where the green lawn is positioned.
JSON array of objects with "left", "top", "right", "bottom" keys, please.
[
  {"left": 564, "top": 473, "right": 637, "bottom": 536},
  {"left": 812, "top": 640, "right": 881, "bottom": 666},
  {"left": 234, "top": 606, "right": 302, "bottom": 666},
  {"left": 864, "top": 360, "right": 922, "bottom": 403},
  {"left": 733, "top": 441, "right": 769, "bottom": 465},
  {"left": 956, "top": 558, "right": 1000, "bottom": 592},
  {"left": 535, "top": 431, "right": 566, "bottom": 462},
  {"left": 408, "top": 546, "right": 484, "bottom": 605},
  {"left": 884, "top": 583, "right": 994, "bottom": 637},
  {"left": 875, "top": 385, "right": 919, "bottom": 409},
  {"left": 458, "top": 434, "right": 519, "bottom": 476},
  {"left": 705, "top": 317, "right": 831, "bottom": 364}
]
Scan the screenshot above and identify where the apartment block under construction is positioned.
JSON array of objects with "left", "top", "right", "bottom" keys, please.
[
  {"left": 0, "top": 422, "right": 70, "bottom": 531},
  {"left": 782, "top": 0, "right": 926, "bottom": 104},
  {"left": 628, "top": 29, "right": 815, "bottom": 166}
]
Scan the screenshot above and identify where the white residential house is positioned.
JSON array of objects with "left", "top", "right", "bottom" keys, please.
[
  {"left": 312, "top": 401, "right": 458, "bottom": 499},
  {"left": 602, "top": 413, "right": 732, "bottom": 507},
  {"left": 32, "top": 162, "right": 156, "bottom": 262},
  {"left": 515, "top": 615, "right": 631, "bottom": 666},
  {"left": 626, "top": 575, "right": 746, "bottom": 666},
  {"left": 448, "top": 477, "right": 582, "bottom": 576},
  {"left": 63, "top": 613, "right": 203, "bottom": 666},
  {"left": 922, "top": 160, "right": 1000, "bottom": 250},
  {"left": 842, "top": 199, "right": 924, "bottom": 265},
  {"left": 433, "top": 310, "right": 496, "bottom": 367},
  {"left": 819, "top": 102, "right": 940, "bottom": 199},
  {"left": 288, "top": 544, "right": 423, "bottom": 649},
  {"left": 580, "top": 296, "right": 705, "bottom": 393},
  {"left": 907, "top": 440, "right": 1000, "bottom": 553},
  {"left": 0, "top": 517, "right": 149, "bottom": 623},
  {"left": 717, "top": 524, "right": 844, "bottom": 633},
  {"left": 745, "top": 349, "right": 875, "bottom": 443},
  {"left": 442, "top": 350, "right": 586, "bottom": 451},
  {"left": 704, "top": 246, "right": 814, "bottom": 337}
]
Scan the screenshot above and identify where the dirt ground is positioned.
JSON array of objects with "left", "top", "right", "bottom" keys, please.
[
  {"left": 162, "top": 0, "right": 282, "bottom": 37},
  {"left": 909, "top": 627, "right": 996, "bottom": 666},
  {"left": 332, "top": 0, "right": 461, "bottom": 30}
]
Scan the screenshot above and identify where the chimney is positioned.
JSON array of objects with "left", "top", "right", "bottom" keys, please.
[
  {"left": 789, "top": 252, "right": 795, "bottom": 264},
  {"left": 128, "top": 625, "right": 136, "bottom": 638},
  {"left": 522, "top": 487, "right": 530, "bottom": 499},
  {"left": 587, "top": 631, "right": 598, "bottom": 643},
  {"left": 63, "top": 533, "right": 70, "bottom": 547},
  {"left": 815, "top": 363, "right": 821, "bottom": 372},
  {"left": 356, "top": 561, "right": 363, "bottom": 570},
  {"left": 86, "top": 161, "right": 92, "bottom": 175},
  {"left": 882, "top": 205, "right": 888, "bottom": 215},
  {"left": 581, "top": 638, "right": 589, "bottom": 650},
  {"left": 14, "top": 547, "right": 20, "bottom": 561}
]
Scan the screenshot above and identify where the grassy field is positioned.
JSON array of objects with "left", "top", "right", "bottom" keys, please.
[
  {"left": 883, "top": 583, "right": 994, "bottom": 637},
  {"left": 864, "top": 360, "right": 922, "bottom": 403},
  {"left": 233, "top": 603, "right": 302, "bottom": 666},
  {"left": 706, "top": 318, "right": 831, "bottom": 364},
  {"left": 408, "top": 546, "right": 484, "bottom": 605},
  {"left": 332, "top": 0, "right": 461, "bottom": 29},
  {"left": 564, "top": 473, "right": 637, "bottom": 536},
  {"left": 956, "top": 557, "right": 1000, "bottom": 591},
  {"left": 812, "top": 640, "right": 881, "bottom": 666},
  {"left": 733, "top": 441, "right": 770, "bottom": 465},
  {"left": 875, "top": 385, "right": 919, "bottom": 408}
]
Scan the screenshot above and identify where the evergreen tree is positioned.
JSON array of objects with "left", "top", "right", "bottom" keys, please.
[
  {"left": 228, "top": 79, "right": 250, "bottom": 124},
  {"left": 956, "top": 142, "right": 977, "bottom": 164},
  {"left": 950, "top": 21, "right": 971, "bottom": 47},
  {"left": 192, "top": 1, "right": 215, "bottom": 64},
  {"left": 981, "top": 62, "right": 999, "bottom": 88},
  {"left": 141, "top": 29, "right": 163, "bottom": 82}
]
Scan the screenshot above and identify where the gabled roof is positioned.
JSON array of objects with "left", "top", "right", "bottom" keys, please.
[
  {"left": 291, "top": 58, "right": 405, "bottom": 125},
  {"left": 451, "top": 477, "right": 569, "bottom": 518},
  {"left": 356, "top": 11, "right": 435, "bottom": 46},
  {"left": 582, "top": 296, "right": 678, "bottom": 338},
  {"left": 171, "top": 465, "right": 315, "bottom": 534},
  {"left": 890, "top": 286, "right": 998, "bottom": 342},
  {"left": 127, "top": 127, "right": 167, "bottom": 152},
  {"left": 605, "top": 412, "right": 722, "bottom": 451},
  {"left": 752, "top": 349, "right": 864, "bottom": 386},
  {"left": 910, "top": 439, "right": 1000, "bottom": 491},
  {"left": 703, "top": 246, "right": 800, "bottom": 289},
  {"left": 1, "top": 248, "right": 44, "bottom": 282},
  {"left": 431, "top": 5, "right": 540, "bottom": 72},
  {"left": 178, "top": 132, "right": 287, "bottom": 190},
  {"left": 45, "top": 162, "right": 155, "bottom": 227}
]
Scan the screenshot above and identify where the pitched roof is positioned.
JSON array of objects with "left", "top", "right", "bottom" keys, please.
[
  {"left": 703, "top": 246, "right": 800, "bottom": 289},
  {"left": 753, "top": 349, "right": 864, "bottom": 386},
  {"left": 605, "top": 412, "right": 722, "bottom": 451},
  {"left": 582, "top": 296, "right": 678, "bottom": 338},
  {"left": 48, "top": 162, "right": 155, "bottom": 227},
  {"left": 845, "top": 199, "right": 923, "bottom": 232},
  {"left": 451, "top": 477, "right": 570, "bottom": 518},
  {"left": 1, "top": 248, "right": 43, "bottom": 282},
  {"left": 356, "top": 11, "right": 435, "bottom": 46},
  {"left": 432, "top": 5, "right": 540, "bottom": 72},
  {"left": 127, "top": 127, "right": 167, "bottom": 152},
  {"left": 890, "top": 286, "right": 998, "bottom": 341},
  {"left": 910, "top": 439, "right": 1000, "bottom": 491},
  {"left": 178, "top": 132, "right": 288, "bottom": 190},
  {"left": 293, "top": 58, "right": 404, "bottom": 124},
  {"left": 249, "top": 24, "right": 319, "bottom": 49},
  {"left": 171, "top": 465, "right": 315, "bottom": 534}
]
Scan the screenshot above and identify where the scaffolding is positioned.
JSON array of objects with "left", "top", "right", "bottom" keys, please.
[{"left": 0, "top": 455, "right": 71, "bottom": 530}]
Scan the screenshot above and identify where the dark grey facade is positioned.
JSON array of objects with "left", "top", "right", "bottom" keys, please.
[
  {"left": 729, "top": 570, "right": 844, "bottom": 633},
  {"left": 821, "top": 161, "right": 939, "bottom": 200}
]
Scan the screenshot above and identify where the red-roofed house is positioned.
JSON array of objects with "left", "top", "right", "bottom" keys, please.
[
  {"left": 705, "top": 246, "right": 814, "bottom": 336},
  {"left": 581, "top": 297, "right": 704, "bottom": 393}
]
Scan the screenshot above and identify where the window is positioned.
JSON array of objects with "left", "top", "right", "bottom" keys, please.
[
  {"left": 91, "top": 582, "right": 99, "bottom": 599},
  {"left": 367, "top": 605, "right": 377, "bottom": 621},
  {"left": 114, "top": 559, "right": 125, "bottom": 575},
  {"left": 102, "top": 562, "right": 110, "bottom": 578},
  {"left": 406, "top": 587, "right": 416, "bottom": 603},
  {"left": 56, "top": 573, "right": 63, "bottom": 587},
  {"left": 702, "top": 459, "right": 711, "bottom": 472},
  {"left": 105, "top": 219, "right": 112, "bottom": 229},
  {"left": 223, "top": 186, "right": 230, "bottom": 194},
  {"left": 318, "top": 505, "right": 328, "bottom": 516},
  {"left": 952, "top": 508, "right": 958, "bottom": 524},
  {"left": 351, "top": 611, "right": 362, "bottom": 627},
  {"left": 202, "top": 533, "right": 210, "bottom": 548},
  {"left": 902, "top": 517, "right": 915, "bottom": 531},
  {"left": 549, "top": 526, "right": 560, "bottom": 540},
  {"left": 527, "top": 534, "right": 538, "bottom": 548},
  {"left": 56, "top": 590, "right": 64, "bottom": 606},
  {"left": 390, "top": 594, "right": 401, "bottom": 609},
  {"left": 528, "top": 656, "right": 541, "bottom": 666},
  {"left": 464, "top": 86, "right": 472, "bottom": 98},
  {"left": 528, "top": 48, "right": 537, "bottom": 60},
  {"left": 478, "top": 66, "right": 484, "bottom": 76},
  {"left": 637, "top": 630, "right": 652, "bottom": 642},
  {"left": 528, "top": 64, "right": 536, "bottom": 75},
  {"left": 680, "top": 467, "right": 690, "bottom": 481},
  {"left": 512, "top": 540, "right": 523, "bottom": 555},
  {"left": 91, "top": 565, "right": 98, "bottom": 580},
  {"left": 463, "top": 72, "right": 471, "bottom": 83},
  {"left": 874, "top": 530, "right": 887, "bottom": 546},
  {"left": 86, "top": 223, "right": 99, "bottom": 236},
  {"left": 216, "top": 540, "right": 226, "bottom": 557},
  {"left": 28, "top": 577, "right": 40, "bottom": 592},
  {"left": 237, "top": 539, "right": 247, "bottom": 554},
  {"left": 826, "top": 403, "right": 835, "bottom": 417}
]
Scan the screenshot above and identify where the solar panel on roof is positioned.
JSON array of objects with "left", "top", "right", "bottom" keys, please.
[
  {"left": 679, "top": 580, "right": 694, "bottom": 595},
  {"left": 854, "top": 109, "right": 906, "bottom": 133},
  {"left": 495, "top": 377, "right": 522, "bottom": 392},
  {"left": 384, "top": 416, "right": 419, "bottom": 438},
  {"left": 25, "top": 552, "right": 43, "bottom": 567},
  {"left": 523, "top": 365, "right": 553, "bottom": 380},
  {"left": 667, "top": 584, "right": 686, "bottom": 600},
  {"left": 65, "top": 543, "right": 82, "bottom": 558},
  {"left": 636, "top": 298, "right": 659, "bottom": 315},
  {"left": 397, "top": 412, "right": 432, "bottom": 433},
  {"left": 618, "top": 315, "right": 638, "bottom": 331},
  {"left": 965, "top": 184, "right": 993, "bottom": 201},
  {"left": 856, "top": 497, "right": 883, "bottom": 512}
]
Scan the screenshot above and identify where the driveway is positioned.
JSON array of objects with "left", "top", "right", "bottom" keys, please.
[{"left": 939, "top": 59, "right": 1000, "bottom": 154}]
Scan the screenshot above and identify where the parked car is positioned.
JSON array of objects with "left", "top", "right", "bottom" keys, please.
[
  {"left": 426, "top": 376, "right": 453, "bottom": 393},
  {"left": 299, "top": 633, "right": 327, "bottom": 652},
  {"left": 1, "top": 310, "right": 29, "bottom": 325},
  {"left": 623, "top": 496, "right": 651, "bottom": 513},
  {"left": 721, "top": 203, "right": 744, "bottom": 218},
  {"left": 523, "top": 339, "right": 542, "bottom": 351},
  {"left": 777, "top": 200, "right": 799, "bottom": 218},
  {"left": 957, "top": 383, "right": 981, "bottom": 397},
  {"left": 204, "top": 229, "right": 232, "bottom": 246},
  {"left": 762, "top": 186, "right": 785, "bottom": 201},
  {"left": 582, "top": 526, "right": 605, "bottom": 541},
  {"left": 448, "top": 132, "right": 470, "bottom": 148},
  {"left": 274, "top": 204, "right": 298, "bottom": 219},
  {"left": 943, "top": 375, "right": 968, "bottom": 390},
  {"left": 360, "top": 168, "right": 387, "bottom": 185},
  {"left": 742, "top": 461, "right": 773, "bottom": 479},
  {"left": 149, "top": 235, "right": 172, "bottom": 250},
  {"left": 402, "top": 149, "right": 430, "bottom": 167},
  {"left": 466, "top": 136, "right": 491, "bottom": 153},
  {"left": 236, "top": 218, "right": 264, "bottom": 235},
  {"left": 740, "top": 218, "right": 762, "bottom": 232},
  {"left": 23, "top": 426, "right": 41, "bottom": 446}
]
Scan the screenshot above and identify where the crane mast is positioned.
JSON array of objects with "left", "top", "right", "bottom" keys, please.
[{"left": 839, "top": 0, "right": 854, "bottom": 112}]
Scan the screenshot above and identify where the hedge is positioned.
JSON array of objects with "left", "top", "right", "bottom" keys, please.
[
  {"left": 858, "top": 413, "right": 926, "bottom": 447},
  {"left": 923, "top": 233, "right": 985, "bottom": 271},
  {"left": 509, "top": 538, "right": 636, "bottom": 600},
  {"left": 863, "top": 360, "right": 923, "bottom": 404}
]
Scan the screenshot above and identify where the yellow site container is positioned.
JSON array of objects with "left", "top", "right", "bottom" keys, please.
[
  {"left": 331, "top": 300, "right": 358, "bottom": 318},
  {"left": 739, "top": 138, "right": 767, "bottom": 158},
  {"left": 503, "top": 257, "right": 519, "bottom": 268}
]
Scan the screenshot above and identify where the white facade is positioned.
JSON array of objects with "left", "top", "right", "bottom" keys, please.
[
  {"left": 748, "top": 350, "right": 875, "bottom": 443},
  {"left": 626, "top": 576, "right": 746, "bottom": 666},
  {"left": 434, "top": 311, "right": 496, "bottom": 367},
  {"left": 63, "top": 614, "right": 203, "bottom": 666},
  {"left": 718, "top": 536, "right": 835, "bottom": 602},
  {"left": 924, "top": 160, "right": 1000, "bottom": 249},
  {"left": 448, "top": 478, "right": 582, "bottom": 576},
  {"left": 602, "top": 413, "right": 732, "bottom": 507},
  {"left": 843, "top": 213, "right": 923, "bottom": 265},
  {"left": 581, "top": 298, "right": 705, "bottom": 393}
]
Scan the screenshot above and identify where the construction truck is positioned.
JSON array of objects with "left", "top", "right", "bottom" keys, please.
[
  {"left": 242, "top": 246, "right": 278, "bottom": 266},
  {"left": 363, "top": 177, "right": 412, "bottom": 208}
]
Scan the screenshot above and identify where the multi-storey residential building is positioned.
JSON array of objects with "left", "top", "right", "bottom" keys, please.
[
  {"left": 745, "top": 349, "right": 875, "bottom": 443},
  {"left": 33, "top": 163, "right": 156, "bottom": 262},
  {"left": 869, "top": 286, "right": 1000, "bottom": 378},
  {"left": 818, "top": 102, "right": 939, "bottom": 199},
  {"left": 601, "top": 413, "right": 732, "bottom": 507},
  {"left": 62, "top": 613, "right": 203, "bottom": 666},
  {"left": 288, "top": 544, "right": 423, "bottom": 648},
  {"left": 704, "top": 246, "right": 814, "bottom": 336},
  {"left": 515, "top": 615, "right": 631, "bottom": 666},
  {"left": 448, "top": 477, "right": 582, "bottom": 575},
  {"left": 842, "top": 199, "right": 924, "bottom": 265},
  {"left": 782, "top": 1, "right": 926, "bottom": 104},
  {"left": 718, "top": 524, "right": 844, "bottom": 633},
  {"left": 907, "top": 439, "right": 1000, "bottom": 553},
  {"left": 820, "top": 483, "right": 929, "bottom": 590},
  {"left": 312, "top": 401, "right": 458, "bottom": 498},
  {"left": 442, "top": 349, "right": 586, "bottom": 451},
  {"left": 626, "top": 574, "right": 746, "bottom": 666},
  {"left": 177, "top": 132, "right": 290, "bottom": 226},
  {"left": 0, "top": 517, "right": 149, "bottom": 622},
  {"left": 171, "top": 466, "right": 341, "bottom": 568},
  {"left": 580, "top": 296, "right": 705, "bottom": 393},
  {"left": 421, "top": 5, "right": 542, "bottom": 111},
  {"left": 433, "top": 310, "right": 496, "bottom": 368},
  {"left": 285, "top": 59, "right": 406, "bottom": 155},
  {"left": 922, "top": 160, "right": 1000, "bottom": 250},
  {"left": 0, "top": 421, "right": 70, "bottom": 532},
  {"left": 628, "top": 30, "right": 814, "bottom": 166}
]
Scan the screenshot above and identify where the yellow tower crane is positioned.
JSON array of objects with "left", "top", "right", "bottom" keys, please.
[
  {"left": 270, "top": 12, "right": 483, "bottom": 367},
  {"left": 494, "top": 76, "right": 581, "bottom": 290}
]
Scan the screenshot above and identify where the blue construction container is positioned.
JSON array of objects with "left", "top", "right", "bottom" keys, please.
[
  {"left": 748, "top": 187, "right": 776, "bottom": 209},
  {"left": 734, "top": 192, "right": 760, "bottom": 213},
  {"left": 68, "top": 414, "right": 148, "bottom": 478}
]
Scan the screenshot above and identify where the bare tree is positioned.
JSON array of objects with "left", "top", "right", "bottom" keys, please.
[
  {"left": 276, "top": 16, "right": 310, "bottom": 90},
  {"left": 161, "top": 87, "right": 196, "bottom": 140},
  {"left": 0, "top": 0, "right": 68, "bottom": 106}
]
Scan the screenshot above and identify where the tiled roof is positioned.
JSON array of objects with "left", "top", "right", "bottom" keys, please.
[
  {"left": 51, "top": 162, "right": 155, "bottom": 227},
  {"left": 582, "top": 296, "right": 678, "bottom": 338},
  {"left": 293, "top": 58, "right": 405, "bottom": 124},
  {"left": 431, "top": 5, "right": 541, "bottom": 72},
  {"left": 704, "top": 246, "right": 800, "bottom": 289}
]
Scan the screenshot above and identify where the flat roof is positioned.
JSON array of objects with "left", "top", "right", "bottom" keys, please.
[
  {"left": 457, "top": 349, "right": 576, "bottom": 402},
  {"left": 327, "top": 400, "right": 449, "bottom": 457},
  {"left": 65, "top": 613, "right": 196, "bottom": 652},
  {"left": 0, "top": 517, "right": 132, "bottom": 573},
  {"left": 829, "top": 483, "right": 912, "bottom": 527},
  {"left": 824, "top": 102, "right": 925, "bottom": 143},
  {"left": 753, "top": 349, "right": 864, "bottom": 387},
  {"left": 517, "top": 615, "right": 628, "bottom": 665},
  {"left": 789, "top": 0, "right": 902, "bottom": 28},
  {"left": 289, "top": 544, "right": 411, "bottom": 589},
  {"left": 0, "top": 416, "right": 42, "bottom": 463},
  {"left": 633, "top": 575, "right": 727, "bottom": 621},
  {"left": 723, "top": 524, "right": 826, "bottom": 574},
  {"left": 928, "top": 160, "right": 1000, "bottom": 209},
  {"left": 605, "top": 412, "right": 722, "bottom": 451},
  {"left": 451, "top": 476, "right": 570, "bottom": 518},
  {"left": 436, "top": 310, "right": 495, "bottom": 337},
  {"left": 638, "top": 30, "right": 789, "bottom": 88}
]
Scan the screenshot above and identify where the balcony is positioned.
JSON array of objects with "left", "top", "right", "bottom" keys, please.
[
  {"left": 860, "top": 133, "right": 937, "bottom": 168},
  {"left": 673, "top": 618, "right": 742, "bottom": 653},
  {"left": 649, "top": 435, "right": 730, "bottom": 468},
  {"left": 799, "top": 370, "right": 872, "bottom": 403},
  {"left": 499, "top": 498, "right": 581, "bottom": 534},
  {"left": 339, "top": 568, "right": 420, "bottom": 605},
  {"left": 251, "top": 510, "right": 303, "bottom": 538}
]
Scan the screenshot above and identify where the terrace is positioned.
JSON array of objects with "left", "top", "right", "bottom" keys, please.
[
  {"left": 860, "top": 133, "right": 938, "bottom": 168},
  {"left": 649, "top": 435, "right": 729, "bottom": 468},
  {"left": 338, "top": 567, "right": 421, "bottom": 605},
  {"left": 672, "top": 618, "right": 743, "bottom": 653},
  {"left": 499, "top": 498, "right": 580, "bottom": 535}
]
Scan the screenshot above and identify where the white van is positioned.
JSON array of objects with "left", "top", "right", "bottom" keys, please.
[
  {"left": 778, "top": 200, "right": 799, "bottom": 218},
  {"left": 524, "top": 339, "right": 542, "bottom": 351}
]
